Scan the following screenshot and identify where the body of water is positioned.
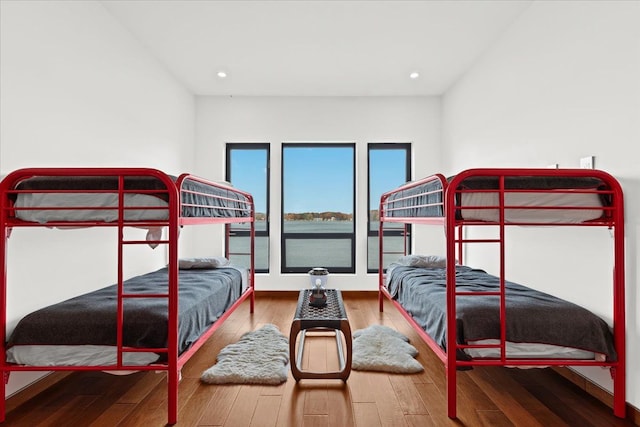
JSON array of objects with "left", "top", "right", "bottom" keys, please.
[{"left": 230, "top": 220, "right": 404, "bottom": 271}]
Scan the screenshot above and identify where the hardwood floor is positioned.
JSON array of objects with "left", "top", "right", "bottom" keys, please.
[{"left": 4, "top": 292, "right": 637, "bottom": 427}]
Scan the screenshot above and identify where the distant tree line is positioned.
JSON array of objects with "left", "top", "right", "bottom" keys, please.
[
  {"left": 255, "top": 212, "right": 376, "bottom": 221},
  {"left": 284, "top": 212, "right": 353, "bottom": 221}
]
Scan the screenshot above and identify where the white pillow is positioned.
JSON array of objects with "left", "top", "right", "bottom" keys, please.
[
  {"left": 396, "top": 255, "right": 447, "bottom": 268},
  {"left": 178, "top": 256, "right": 230, "bottom": 269}
]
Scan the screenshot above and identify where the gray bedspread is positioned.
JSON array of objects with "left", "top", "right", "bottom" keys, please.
[
  {"left": 7, "top": 267, "right": 243, "bottom": 356},
  {"left": 387, "top": 264, "right": 616, "bottom": 361}
]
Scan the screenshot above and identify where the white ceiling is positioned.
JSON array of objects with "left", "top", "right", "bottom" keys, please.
[{"left": 101, "top": 0, "right": 532, "bottom": 97}]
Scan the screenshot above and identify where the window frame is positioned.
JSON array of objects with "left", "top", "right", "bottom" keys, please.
[
  {"left": 367, "top": 142, "right": 412, "bottom": 273},
  {"left": 225, "top": 143, "right": 270, "bottom": 273},
  {"left": 280, "top": 142, "right": 356, "bottom": 274}
]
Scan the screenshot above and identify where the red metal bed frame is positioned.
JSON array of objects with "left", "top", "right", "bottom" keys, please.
[
  {"left": 378, "top": 168, "right": 626, "bottom": 419},
  {"left": 0, "top": 167, "right": 256, "bottom": 425}
]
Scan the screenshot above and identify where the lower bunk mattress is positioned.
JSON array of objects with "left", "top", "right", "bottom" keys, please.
[
  {"left": 386, "top": 264, "right": 616, "bottom": 362},
  {"left": 6, "top": 266, "right": 247, "bottom": 367}
]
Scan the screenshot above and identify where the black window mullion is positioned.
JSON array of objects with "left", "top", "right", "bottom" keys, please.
[
  {"left": 226, "top": 143, "right": 270, "bottom": 273},
  {"left": 367, "top": 143, "right": 411, "bottom": 273}
]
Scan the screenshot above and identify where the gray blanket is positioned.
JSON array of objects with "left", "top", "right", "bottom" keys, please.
[
  {"left": 387, "top": 265, "right": 616, "bottom": 361},
  {"left": 7, "top": 267, "right": 243, "bottom": 357}
]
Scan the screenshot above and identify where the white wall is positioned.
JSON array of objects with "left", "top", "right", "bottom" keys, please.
[
  {"left": 442, "top": 0, "right": 640, "bottom": 411},
  {"left": 0, "top": 1, "right": 195, "bottom": 395},
  {"left": 195, "top": 96, "right": 442, "bottom": 291}
]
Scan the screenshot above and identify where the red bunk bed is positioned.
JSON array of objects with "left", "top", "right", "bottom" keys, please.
[
  {"left": 378, "top": 168, "right": 625, "bottom": 419},
  {"left": 0, "top": 167, "right": 256, "bottom": 425}
]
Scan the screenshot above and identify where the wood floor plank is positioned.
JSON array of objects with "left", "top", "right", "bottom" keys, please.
[
  {"left": 405, "top": 414, "right": 437, "bottom": 427},
  {"left": 347, "top": 371, "right": 377, "bottom": 403},
  {"left": 306, "top": 335, "right": 328, "bottom": 373},
  {"left": 274, "top": 375, "right": 305, "bottom": 426},
  {"left": 446, "top": 371, "right": 489, "bottom": 426},
  {"left": 115, "top": 371, "right": 164, "bottom": 405},
  {"left": 255, "top": 381, "right": 287, "bottom": 398},
  {"left": 304, "top": 386, "right": 328, "bottom": 416},
  {"left": 176, "top": 382, "right": 217, "bottom": 427},
  {"left": 88, "top": 402, "right": 136, "bottom": 426},
  {"left": 302, "top": 414, "right": 329, "bottom": 427},
  {"left": 250, "top": 394, "right": 281, "bottom": 427},
  {"left": 71, "top": 372, "right": 147, "bottom": 425},
  {"left": 117, "top": 375, "right": 173, "bottom": 427},
  {"left": 468, "top": 367, "right": 563, "bottom": 427},
  {"left": 3, "top": 372, "right": 72, "bottom": 414},
  {"left": 37, "top": 395, "right": 101, "bottom": 427},
  {"left": 353, "top": 402, "right": 382, "bottom": 427},
  {"left": 223, "top": 385, "right": 261, "bottom": 426},
  {"left": 476, "top": 410, "right": 516, "bottom": 427},
  {"left": 510, "top": 368, "right": 634, "bottom": 427},
  {"left": 413, "top": 381, "right": 457, "bottom": 426},
  {"left": 198, "top": 385, "right": 240, "bottom": 426},
  {"left": 457, "top": 370, "right": 499, "bottom": 411},
  {"left": 388, "top": 374, "right": 429, "bottom": 415},
  {"left": 327, "top": 383, "right": 355, "bottom": 427},
  {"left": 370, "top": 373, "right": 409, "bottom": 427}
]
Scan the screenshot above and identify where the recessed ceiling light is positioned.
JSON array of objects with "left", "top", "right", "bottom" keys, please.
[
  {"left": 217, "top": 71, "right": 227, "bottom": 78},
  {"left": 409, "top": 72, "right": 420, "bottom": 79}
]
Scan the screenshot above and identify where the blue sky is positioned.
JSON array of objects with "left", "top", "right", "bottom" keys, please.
[
  {"left": 369, "top": 148, "right": 408, "bottom": 211},
  {"left": 229, "top": 149, "right": 268, "bottom": 213},
  {"left": 283, "top": 146, "right": 353, "bottom": 213},
  {"left": 230, "top": 145, "right": 407, "bottom": 214}
]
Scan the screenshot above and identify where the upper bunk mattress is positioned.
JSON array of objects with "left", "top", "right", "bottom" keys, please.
[
  {"left": 384, "top": 175, "right": 608, "bottom": 223},
  {"left": 10, "top": 175, "right": 251, "bottom": 223},
  {"left": 6, "top": 266, "right": 245, "bottom": 365},
  {"left": 386, "top": 264, "right": 616, "bottom": 362}
]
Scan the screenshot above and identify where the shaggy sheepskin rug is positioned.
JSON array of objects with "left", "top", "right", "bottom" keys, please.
[
  {"left": 352, "top": 325, "right": 423, "bottom": 373},
  {"left": 201, "top": 324, "right": 289, "bottom": 385}
]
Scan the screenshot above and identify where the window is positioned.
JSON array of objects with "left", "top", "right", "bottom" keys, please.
[
  {"left": 367, "top": 143, "right": 411, "bottom": 272},
  {"left": 226, "top": 143, "right": 270, "bottom": 273},
  {"left": 281, "top": 143, "right": 355, "bottom": 273}
]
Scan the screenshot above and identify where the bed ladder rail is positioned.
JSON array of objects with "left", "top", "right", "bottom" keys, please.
[
  {"left": 115, "top": 235, "right": 174, "bottom": 366},
  {"left": 453, "top": 289, "right": 508, "bottom": 361}
]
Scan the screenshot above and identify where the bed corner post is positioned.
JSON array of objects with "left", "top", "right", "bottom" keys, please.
[
  {"left": 0, "top": 373, "right": 5, "bottom": 424},
  {"left": 250, "top": 199, "right": 256, "bottom": 314},
  {"left": 166, "top": 175, "right": 180, "bottom": 426},
  {"left": 0, "top": 177, "right": 8, "bottom": 423},
  {"left": 378, "top": 197, "right": 386, "bottom": 313},
  {"left": 611, "top": 175, "right": 626, "bottom": 419},
  {"left": 445, "top": 176, "right": 459, "bottom": 419}
]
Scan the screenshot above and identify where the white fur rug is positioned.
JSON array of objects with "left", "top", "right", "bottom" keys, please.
[
  {"left": 201, "top": 324, "right": 289, "bottom": 385},
  {"left": 352, "top": 325, "right": 423, "bottom": 373}
]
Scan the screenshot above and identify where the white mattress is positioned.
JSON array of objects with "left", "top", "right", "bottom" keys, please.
[
  {"left": 460, "top": 191, "right": 604, "bottom": 223},
  {"left": 14, "top": 193, "right": 169, "bottom": 223},
  {"left": 6, "top": 345, "right": 159, "bottom": 367},
  {"left": 465, "top": 339, "right": 601, "bottom": 361}
]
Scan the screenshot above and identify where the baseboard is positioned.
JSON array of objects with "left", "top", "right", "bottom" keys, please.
[
  {"left": 255, "top": 290, "right": 378, "bottom": 299},
  {"left": 552, "top": 367, "right": 640, "bottom": 425},
  {"left": 255, "top": 290, "right": 299, "bottom": 299}
]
